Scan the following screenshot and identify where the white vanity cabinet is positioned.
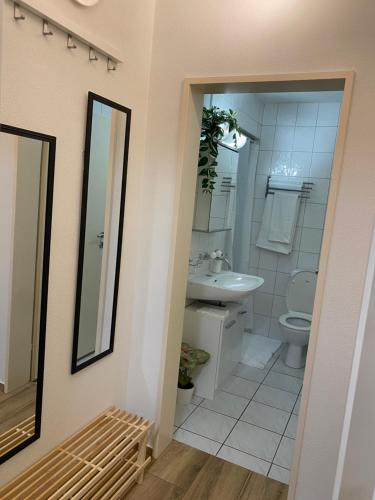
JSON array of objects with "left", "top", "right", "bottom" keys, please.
[{"left": 183, "top": 301, "right": 247, "bottom": 400}]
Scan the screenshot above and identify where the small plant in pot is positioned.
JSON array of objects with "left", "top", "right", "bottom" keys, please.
[{"left": 177, "top": 343, "right": 210, "bottom": 405}]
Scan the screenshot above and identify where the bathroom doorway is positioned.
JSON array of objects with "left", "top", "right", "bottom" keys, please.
[{"left": 157, "top": 73, "right": 353, "bottom": 499}]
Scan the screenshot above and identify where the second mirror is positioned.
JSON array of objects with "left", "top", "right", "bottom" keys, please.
[{"left": 72, "top": 92, "right": 131, "bottom": 373}]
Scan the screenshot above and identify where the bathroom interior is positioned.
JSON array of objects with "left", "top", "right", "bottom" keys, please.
[{"left": 173, "top": 90, "right": 343, "bottom": 485}]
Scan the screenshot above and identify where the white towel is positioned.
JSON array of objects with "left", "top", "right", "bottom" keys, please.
[
  {"left": 256, "top": 195, "right": 293, "bottom": 255},
  {"left": 269, "top": 191, "right": 300, "bottom": 244}
]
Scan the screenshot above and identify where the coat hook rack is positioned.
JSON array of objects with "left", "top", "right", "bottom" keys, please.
[
  {"left": 89, "top": 47, "right": 98, "bottom": 61},
  {"left": 14, "top": 3, "right": 25, "bottom": 20},
  {"left": 107, "top": 58, "right": 116, "bottom": 71},
  {"left": 67, "top": 34, "right": 77, "bottom": 49},
  {"left": 42, "top": 19, "right": 53, "bottom": 36}
]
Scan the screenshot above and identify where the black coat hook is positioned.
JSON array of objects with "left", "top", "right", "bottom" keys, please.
[
  {"left": 42, "top": 20, "right": 53, "bottom": 36},
  {"left": 14, "top": 3, "right": 25, "bottom": 20}
]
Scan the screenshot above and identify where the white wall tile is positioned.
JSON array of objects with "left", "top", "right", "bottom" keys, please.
[
  {"left": 271, "top": 151, "right": 292, "bottom": 176},
  {"left": 290, "top": 152, "right": 311, "bottom": 177},
  {"left": 260, "top": 126, "right": 275, "bottom": 150},
  {"left": 274, "top": 273, "right": 289, "bottom": 296},
  {"left": 263, "top": 103, "right": 278, "bottom": 125},
  {"left": 253, "top": 198, "right": 265, "bottom": 222},
  {"left": 317, "top": 102, "right": 341, "bottom": 126},
  {"left": 271, "top": 295, "right": 287, "bottom": 318},
  {"left": 300, "top": 228, "right": 323, "bottom": 253},
  {"left": 255, "top": 174, "right": 268, "bottom": 198},
  {"left": 296, "top": 103, "right": 318, "bottom": 126},
  {"left": 257, "top": 268, "right": 276, "bottom": 294},
  {"left": 277, "top": 251, "right": 298, "bottom": 273},
  {"left": 310, "top": 152, "right": 333, "bottom": 178},
  {"left": 293, "top": 126, "right": 315, "bottom": 152},
  {"left": 254, "top": 292, "right": 273, "bottom": 316},
  {"left": 303, "top": 203, "right": 326, "bottom": 229},
  {"left": 309, "top": 178, "right": 330, "bottom": 203},
  {"left": 257, "top": 150, "right": 272, "bottom": 175},
  {"left": 297, "top": 252, "right": 320, "bottom": 270},
  {"left": 269, "top": 319, "right": 284, "bottom": 340},
  {"left": 259, "top": 249, "right": 278, "bottom": 271},
  {"left": 273, "top": 126, "right": 294, "bottom": 151},
  {"left": 313, "top": 127, "right": 337, "bottom": 153},
  {"left": 254, "top": 314, "right": 271, "bottom": 336},
  {"left": 249, "top": 245, "right": 261, "bottom": 267},
  {"left": 277, "top": 103, "right": 298, "bottom": 126},
  {"left": 251, "top": 222, "right": 261, "bottom": 244}
]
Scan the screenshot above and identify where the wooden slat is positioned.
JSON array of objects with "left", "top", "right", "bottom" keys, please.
[
  {"left": 0, "top": 414, "right": 35, "bottom": 457},
  {"left": 0, "top": 407, "right": 152, "bottom": 500}
]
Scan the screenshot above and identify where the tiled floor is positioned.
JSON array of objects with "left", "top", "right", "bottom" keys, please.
[{"left": 173, "top": 346, "right": 304, "bottom": 485}]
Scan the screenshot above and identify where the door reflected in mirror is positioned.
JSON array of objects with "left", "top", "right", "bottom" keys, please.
[
  {"left": 72, "top": 92, "right": 131, "bottom": 373},
  {"left": 0, "top": 124, "right": 55, "bottom": 463}
]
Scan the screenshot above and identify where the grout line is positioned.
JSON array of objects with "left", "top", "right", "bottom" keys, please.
[
  {"left": 267, "top": 383, "right": 302, "bottom": 476},
  {"left": 260, "top": 380, "right": 302, "bottom": 396}
]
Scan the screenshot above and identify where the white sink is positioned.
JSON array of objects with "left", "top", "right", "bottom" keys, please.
[{"left": 187, "top": 271, "right": 264, "bottom": 302}]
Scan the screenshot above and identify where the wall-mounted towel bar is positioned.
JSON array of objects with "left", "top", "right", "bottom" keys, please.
[{"left": 265, "top": 175, "right": 314, "bottom": 199}]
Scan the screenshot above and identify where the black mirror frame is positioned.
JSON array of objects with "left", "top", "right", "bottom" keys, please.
[
  {"left": 71, "top": 92, "right": 131, "bottom": 374},
  {"left": 0, "top": 123, "right": 56, "bottom": 465}
]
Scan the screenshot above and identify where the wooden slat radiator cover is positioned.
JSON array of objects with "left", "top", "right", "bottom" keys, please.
[{"left": 0, "top": 407, "right": 153, "bottom": 499}]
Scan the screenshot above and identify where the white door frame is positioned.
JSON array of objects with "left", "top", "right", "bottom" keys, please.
[{"left": 154, "top": 71, "right": 354, "bottom": 499}]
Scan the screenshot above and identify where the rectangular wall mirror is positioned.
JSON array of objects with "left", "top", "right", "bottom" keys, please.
[
  {"left": 72, "top": 92, "right": 131, "bottom": 373},
  {"left": 0, "top": 124, "right": 55, "bottom": 463}
]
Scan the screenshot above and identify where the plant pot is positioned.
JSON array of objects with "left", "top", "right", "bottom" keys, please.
[{"left": 176, "top": 384, "right": 195, "bottom": 405}]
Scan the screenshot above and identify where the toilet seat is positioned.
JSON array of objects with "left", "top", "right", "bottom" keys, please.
[{"left": 279, "top": 311, "right": 312, "bottom": 331}]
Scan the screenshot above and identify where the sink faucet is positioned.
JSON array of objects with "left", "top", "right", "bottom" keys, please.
[{"left": 220, "top": 255, "right": 232, "bottom": 270}]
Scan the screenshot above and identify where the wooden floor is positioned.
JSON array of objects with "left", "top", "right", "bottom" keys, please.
[
  {"left": 127, "top": 441, "right": 288, "bottom": 500},
  {"left": 0, "top": 383, "right": 36, "bottom": 435}
]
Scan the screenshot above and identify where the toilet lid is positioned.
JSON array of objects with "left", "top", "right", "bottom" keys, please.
[{"left": 286, "top": 270, "right": 317, "bottom": 314}]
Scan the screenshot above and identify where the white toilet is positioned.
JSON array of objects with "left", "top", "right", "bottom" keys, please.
[{"left": 279, "top": 269, "right": 317, "bottom": 369}]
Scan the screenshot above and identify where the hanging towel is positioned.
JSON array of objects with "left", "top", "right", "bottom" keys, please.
[
  {"left": 256, "top": 195, "right": 293, "bottom": 255},
  {"left": 269, "top": 191, "right": 300, "bottom": 244}
]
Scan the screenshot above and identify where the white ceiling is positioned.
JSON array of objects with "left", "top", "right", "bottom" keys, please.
[{"left": 255, "top": 91, "right": 343, "bottom": 103}]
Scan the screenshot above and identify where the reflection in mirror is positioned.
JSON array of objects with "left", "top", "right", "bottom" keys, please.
[
  {"left": 0, "top": 124, "right": 55, "bottom": 463},
  {"left": 72, "top": 92, "right": 131, "bottom": 373}
]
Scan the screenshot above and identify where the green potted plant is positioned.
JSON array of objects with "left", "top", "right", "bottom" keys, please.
[
  {"left": 177, "top": 342, "right": 210, "bottom": 405},
  {"left": 198, "top": 106, "right": 241, "bottom": 193}
]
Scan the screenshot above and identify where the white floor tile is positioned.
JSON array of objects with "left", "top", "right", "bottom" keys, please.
[
  {"left": 181, "top": 407, "right": 236, "bottom": 443},
  {"left": 201, "top": 391, "right": 249, "bottom": 419},
  {"left": 174, "top": 403, "right": 196, "bottom": 427},
  {"left": 268, "top": 465, "right": 290, "bottom": 485},
  {"left": 285, "top": 414, "right": 299, "bottom": 439},
  {"left": 217, "top": 446, "right": 270, "bottom": 475},
  {"left": 173, "top": 429, "right": 221, "bottom": 455},
  {"left": 225, "top": 421, "right": 281, "bottom": 462},
  {"left": 274, "top": 436, "right": 295, "bottom": 469},
  {"left": 221, "top": 376, "right": 260, "bottom": 399},
  {"left": 293, "top": 395, "right": 301, "bottom": 415},
  {"left": 233, "top": 363, "right": 267, "bottom": 383},
  {"left": 253, "top": 385, "right": 298, "bottom": 412},
  {"left": 263, "top": 372, "right": 303, "bottom": 395},
  {"left": 272, "top": 358, "right": 305, "bottom": 379},
  {"left": 192, "top": 395, "right": 204, "bottom": 405},
  {"left": 241, "top": 401, "right": 290, "bottom": 435}
]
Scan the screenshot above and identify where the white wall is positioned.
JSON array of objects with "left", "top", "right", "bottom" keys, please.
[
  {"left": 0, "top": 0, "right": 155, "bottom": 483},
  {"left": 132, "top": 1, "right": 375, "bottom": 499},
  {"left": 251, "top": 100, "right": 340, "bottom": 340},
  {"left": 338, "top": 231, "right": 375, "bottom": 500}
]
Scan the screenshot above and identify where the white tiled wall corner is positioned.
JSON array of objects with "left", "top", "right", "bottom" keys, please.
[{"left": 250, "top": 98, "right": 340, "bottom": 338}]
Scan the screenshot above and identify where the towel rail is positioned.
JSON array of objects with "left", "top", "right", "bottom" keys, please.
[{"left": 265, "top": 175, "right": 314, "bottom": 199}]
